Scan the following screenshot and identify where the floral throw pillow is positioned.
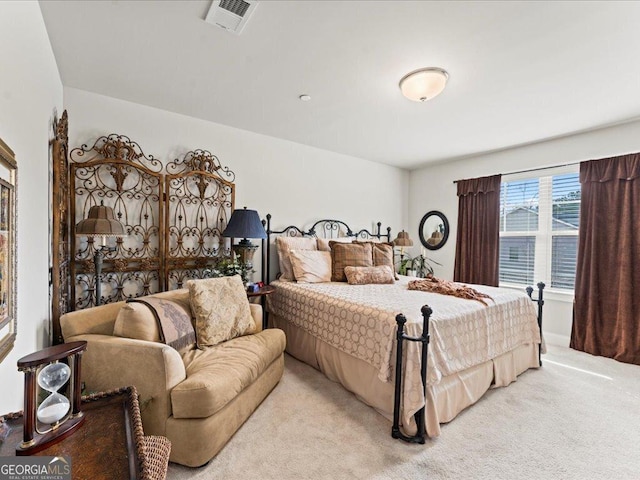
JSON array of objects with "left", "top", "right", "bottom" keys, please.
[
  {"left": 186, "top": 275, "right": 255, "bottom": 348},
  {"left": 344, "top": 265, "right": 395, "bottom": 285}
]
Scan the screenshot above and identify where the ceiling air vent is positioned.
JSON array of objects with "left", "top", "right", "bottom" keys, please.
[{"left": 205, "top": 0, "right": 259, "bottom": 35}]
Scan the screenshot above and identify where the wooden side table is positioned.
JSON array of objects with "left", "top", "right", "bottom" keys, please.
[
  {"left": 0, "top": 386, "right": 170, "bottom": 480},
  {"left": 247, "top": 284, "right": 275, "bottom": 330}
]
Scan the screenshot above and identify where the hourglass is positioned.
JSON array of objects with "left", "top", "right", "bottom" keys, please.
[{"left": 16, "top": 341, "right": 87, "bottom": 455}]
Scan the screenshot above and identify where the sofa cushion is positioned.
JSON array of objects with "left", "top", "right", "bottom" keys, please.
[
  {"left": 127, "top": 296, "right": 197, "bottom": 352},
  {"left": 186, "top": 276, "right": 255, "bottom": 348},
  {"left": 113, "top": 289, "right": 196, "bottom": 353},
  {"left": 114, "top": 302, "right": 162, "bottom": 343},
  {"left": 171, "top": 329, "right": 286, "bottom": 419}
]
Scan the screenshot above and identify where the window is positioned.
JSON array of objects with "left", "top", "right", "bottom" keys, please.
[{"left": 499, "top": 171, "right": 580, "bottom": 290}]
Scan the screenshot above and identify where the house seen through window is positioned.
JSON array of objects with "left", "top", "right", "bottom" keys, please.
[{"left": 499, "top": 171, "right": 580, "bottom": 290}]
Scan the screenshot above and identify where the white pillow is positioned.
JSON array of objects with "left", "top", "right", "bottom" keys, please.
[
  {"left": 275, "top": 236, "right": 317, "bottom": 281},
  {"left": 316, "top": 237, "right": 352, "bottom": 252},
  {"left": 290, "top": 250, "right": 332, "bottom": 283}
]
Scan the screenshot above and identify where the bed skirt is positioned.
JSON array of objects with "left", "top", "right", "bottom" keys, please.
[{"left": 270, "top": 313, "right": 539, "bottom": 436}]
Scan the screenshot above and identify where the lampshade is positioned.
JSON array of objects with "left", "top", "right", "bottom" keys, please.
[
  {"left": 75, "top": 204, "right": 126, "bottom": 237},
  {"left": 399, "top": 67, "right": 449, "bottom": 102},
  {"left": 392, "top": 230, "right": 413, "bottom": 247},
  {"left": 222, "top": 207, "right": 267, "bottom": 240}
]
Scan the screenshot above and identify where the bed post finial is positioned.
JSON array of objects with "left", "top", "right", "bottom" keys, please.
[
  {"left": 265, "top": 213, "right": 272, "bottom": 284},
  {"left": 261, "top": 218, "right": 267, "bottom": 285}
]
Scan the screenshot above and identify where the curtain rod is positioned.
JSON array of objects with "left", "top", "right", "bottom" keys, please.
[{"left": 452, "top": 160, "right": 582, "bottom": 184}]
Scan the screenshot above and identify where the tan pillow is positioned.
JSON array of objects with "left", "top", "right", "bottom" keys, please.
[
  {"left": 330, "top": 241, "right": 373, "bottom": 282},
  {"left": 186, "top": 276, "right": 255, "bottom": 348},
  {"left": 345, "top": 265, "right": 395, "bottom": 285},
  {"left": 276, "top": 236, "right": 317, "bottom": 281},
  {"left": 290, "top": 250, "right": 332, "bottom": 283},
  {"left": 358, "top": 241, "right": 398, "bottom": 280},
  {"left": 114, "top": 302, "right": 162, "bottom": 342},
  {"left": 316, "top": 237, "right": 352, "bottom": 252}
]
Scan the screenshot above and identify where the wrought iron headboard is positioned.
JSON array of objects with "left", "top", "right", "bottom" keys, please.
[{"left": 262, "top": 214, "right": 392, "bottom": 283}]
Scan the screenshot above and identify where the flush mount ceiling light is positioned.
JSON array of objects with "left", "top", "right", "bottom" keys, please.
[{"left": 399, "top": 67, "right": 449, "bottom": 102}]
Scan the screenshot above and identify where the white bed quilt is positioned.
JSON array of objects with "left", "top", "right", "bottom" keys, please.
[{"left": 267, "top": 276, "right": 540, "bottom": 419}]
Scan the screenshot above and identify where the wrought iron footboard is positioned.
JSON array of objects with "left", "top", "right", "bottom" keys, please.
[{"left": 392, "top": 282, "right": 546, "bottom": 443}]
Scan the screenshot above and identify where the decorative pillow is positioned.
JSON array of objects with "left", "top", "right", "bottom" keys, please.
[
  {"left": 330, "top": 241, "right": 373, "bottom": 282},
  {"left": 355, "top": 241, "right": 398, "bottom": 280},
  {"left": 276, "top": 236, "right": 317, "bottom": 281},
  {"left": 372, "top": 242, "right": 398, "bottom": 280},
  {"left": 290, "top": 250, "right": 332, "bottom": 283},
  {"left": 316, "top": 237, "right": 352, "bottom": 252},
  {"left": 186, "top": 275, "right": 255, "bottom": 348},
  {"left": 344, "top": 265, "right": 395, "bottom": 285}
]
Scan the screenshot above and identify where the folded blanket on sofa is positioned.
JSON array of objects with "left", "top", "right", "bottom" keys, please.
[{"left": 127, "top": 297, "right": 196, "bottom": 351}]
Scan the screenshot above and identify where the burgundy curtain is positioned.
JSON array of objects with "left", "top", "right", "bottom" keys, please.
[
  {"left": 454, "top": 174, "right": 501, "bottom": 286},
  {"left": 571, "top": 154, "right": 640, "bottom": 365}
]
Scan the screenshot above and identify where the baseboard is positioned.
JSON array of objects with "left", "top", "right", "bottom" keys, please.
[{"left": 543, "top": 332, "right": 570, "bottom": 347}]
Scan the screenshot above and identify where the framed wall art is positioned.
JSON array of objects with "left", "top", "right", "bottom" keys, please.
[{"left": 0, "top": 137, "right": 17, "bottom": 363}]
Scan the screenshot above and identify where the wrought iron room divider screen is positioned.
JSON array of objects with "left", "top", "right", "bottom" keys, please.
[{"left": 50, "top": 111, "right": 236, "bottom": 344}]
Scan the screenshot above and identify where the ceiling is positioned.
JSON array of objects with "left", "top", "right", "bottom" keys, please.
[{"left": 39, "top": 1, "right": 640, "bottom": 170}]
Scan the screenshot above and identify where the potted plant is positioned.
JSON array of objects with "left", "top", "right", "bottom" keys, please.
[
  {"left": 398, "top": 257, "right": 412, "bottom": 276},
  {"left": 410, "top": 254, "right": 435, "bottom": 278},
  {"left": 397, "top": 253, "right": 441, "bottom": 277},
  {"left": 204, "top": 256, "right": 253, "bottom": 284}
]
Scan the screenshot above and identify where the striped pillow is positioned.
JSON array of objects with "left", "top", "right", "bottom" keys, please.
[
  {"left": 330, "top": 241, "right": 373, "bottom": 282},
  {"left": 370, "top": 242, "right": 398, "bottom": 280}
]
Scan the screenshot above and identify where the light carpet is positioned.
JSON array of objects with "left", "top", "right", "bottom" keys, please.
[{"left": 169, "top": 345, "right": 640, "bottom": 480}]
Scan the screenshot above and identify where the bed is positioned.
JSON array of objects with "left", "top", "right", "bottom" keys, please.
[{"left": 262, "top": 216, "right": 544, "bottom": 442}]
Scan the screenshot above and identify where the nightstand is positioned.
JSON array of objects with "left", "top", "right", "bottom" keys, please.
[{"left": 247, "top": 285, "right": 275, "bottom": 330}]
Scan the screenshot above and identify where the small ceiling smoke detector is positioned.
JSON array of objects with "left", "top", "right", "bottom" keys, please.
[
  {"left": 299, "top": 95, "right": 311, "bottom": 102},
  {"left": 399, "top": 67, "right": 449, "bottom": 102},
  {"left": 205, "top": 0, "right": 259, "bottom": 35}
]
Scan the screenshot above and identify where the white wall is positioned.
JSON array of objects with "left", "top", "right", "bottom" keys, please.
[
  {"left": 409, "top": 120, "right": 640, "bottom": 346},
  {"left": 63, "top": 87, "right": 409, "bottom": 281},
  {"left": 0, "top": 1, "right": 63, "bottom": 412}
]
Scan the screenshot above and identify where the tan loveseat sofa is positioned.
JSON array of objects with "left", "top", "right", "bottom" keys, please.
[{"left": 60, "top": 289, "right": 286, "bottom": 467}]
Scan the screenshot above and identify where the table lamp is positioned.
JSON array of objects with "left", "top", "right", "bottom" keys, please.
[
  {"left": 222, "top": 207, "right": 267, "bottom": 284},
  {"left": 75, "top": 202, "right": 126, "bottom": 306},
  {"left": 393, "top": 230, "right": 413, "bottom": 257}
]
